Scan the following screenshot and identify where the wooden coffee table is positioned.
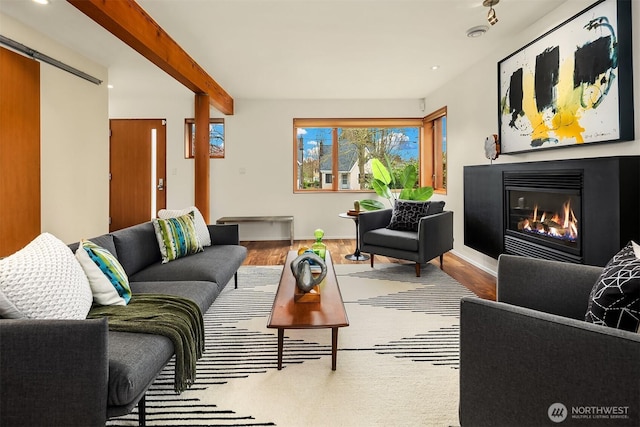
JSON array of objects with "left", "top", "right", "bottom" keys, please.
[{"left": 267, "top": 250, "right": 349, "bottom": 370}]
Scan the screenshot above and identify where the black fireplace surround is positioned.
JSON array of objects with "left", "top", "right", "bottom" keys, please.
[{"left": 464, "top": 156, "right": 640, "bottom": 266}]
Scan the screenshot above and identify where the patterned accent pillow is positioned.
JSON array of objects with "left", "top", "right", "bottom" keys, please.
[
  {"left": 0, "top": 233, "right": 93, "bottom": 319},
  {"left": 152, "top": 211, "right": 203, "bottom": 263},
  {"left": 158, "top": 206, "right": 211, "bottom": 247},
  {"left": 75, "top": 239, "right": 131, "bottom": 306},
  {"left": 585, "top": 241, "right": 640, "bottom": 332},
  {"left": 387, "top": 200, "right": 431, "bottom": 231}
]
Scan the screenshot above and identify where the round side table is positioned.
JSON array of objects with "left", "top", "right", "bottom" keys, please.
[{"left": 339, "top": 213, "right": 370, "bottom": 261}]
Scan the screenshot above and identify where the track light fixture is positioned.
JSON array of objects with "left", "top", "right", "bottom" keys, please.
[{"left": 483, "top": 0, "right": 499, "bottom": 26}]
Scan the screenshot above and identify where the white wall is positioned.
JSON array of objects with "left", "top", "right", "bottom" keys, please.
[
  {"left": 109, "top": 94, "right": 432, "bottom": 241},
  {"left": 1, "top": 13, "right": 109, "bottom": 244},
  {"left": 216, "top": 99, "right": 434, "bottom": 241},
  {"left": 422, "top": 0, "right": 640, "bottom": 274}
]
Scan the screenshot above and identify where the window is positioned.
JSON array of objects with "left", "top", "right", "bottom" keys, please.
[
  {"left": 185, "top": 118, "right": 225, "bottom": 158},
  {"left": 341, "top": 173, "right": 349, "bottom": 189},
  {"left": 421, "top": 107, "right": 447, "bottom": 193},
  {"left": 293, "top": 118, "right": 423, "bottom": 192}
]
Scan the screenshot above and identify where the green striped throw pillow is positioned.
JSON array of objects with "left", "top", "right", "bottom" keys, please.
[{"left": 152, "top": 211, "right": 203, "bottom": 263}]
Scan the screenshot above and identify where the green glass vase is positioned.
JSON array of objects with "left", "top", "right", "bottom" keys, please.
[{"left": 311, "top": 228, "right": 326, "bottom": 260}]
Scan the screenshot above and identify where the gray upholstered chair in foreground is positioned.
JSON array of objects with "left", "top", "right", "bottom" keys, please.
[
  {"left": 358, "top": 208, "right": 453, "bottom": 276},
  {"left": 459, "top": 254, "right": 640, "bottom": 426}
]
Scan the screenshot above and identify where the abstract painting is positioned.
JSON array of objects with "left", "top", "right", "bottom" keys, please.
[{"left": 498, "top": 0, "right": 634, "bottom": 154}]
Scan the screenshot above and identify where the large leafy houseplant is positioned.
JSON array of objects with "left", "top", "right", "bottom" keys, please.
[{"left": 360, "top": 158, "right": 434, "bottom": 211}]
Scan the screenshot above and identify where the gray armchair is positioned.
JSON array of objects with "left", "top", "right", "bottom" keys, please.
[
  {"left": 459, "top": 254, "right": 640, "bottom": 426},
  {"left": 358, "top": 209, "right": 453, "bottom": 276}
]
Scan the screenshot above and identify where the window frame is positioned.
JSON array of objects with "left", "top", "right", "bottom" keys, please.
[
  {"left": 421, "top": 107, "right": 447, "bottom": 194},
  {"left": 293, "top": 118, "right": 424, "bottom": 193},
  {"left": 184, "top": 118, "right": 225, "bottom": 159}
]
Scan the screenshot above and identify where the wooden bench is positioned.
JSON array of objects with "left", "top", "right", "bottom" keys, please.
[{"left": 216, "top": 216, "right": 294, "bottom": 245}]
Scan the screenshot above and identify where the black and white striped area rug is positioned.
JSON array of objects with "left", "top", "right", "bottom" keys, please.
[{"left": 107, "top": 262, "right": 474, "bottom": 427}]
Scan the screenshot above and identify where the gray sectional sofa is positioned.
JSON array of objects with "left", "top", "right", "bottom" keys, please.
[
  {"left": 459, "top": 254, "right": 640, "bottom": 426},
  {"left": 0, "top": 221, "right": 247, "bottom": 427}
]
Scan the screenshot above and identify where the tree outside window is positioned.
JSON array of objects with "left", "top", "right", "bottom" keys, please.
[
  {"left": 422, "top": 107, "right": 447, "bottom": 193},
  {"left": 185, "top": 118, "right": 224, "bottom": 158},
  {"left": 294, "top": 118, "right": 422, "bottom": 192}
]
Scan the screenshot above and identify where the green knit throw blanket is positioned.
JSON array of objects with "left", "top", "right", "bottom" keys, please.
[{"left": 87, "top": 294, "right": 205, "bottom": 393}]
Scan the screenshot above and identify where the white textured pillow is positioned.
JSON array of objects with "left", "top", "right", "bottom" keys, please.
[
  {"left": 158, "top": 206, "right": 211, "bottom": 246},
  {"left": 0, "top": 233, "right": 93, "bottom": 319},
  {"left": 0, "top": 287, "right": 24, "bottom": 318}
]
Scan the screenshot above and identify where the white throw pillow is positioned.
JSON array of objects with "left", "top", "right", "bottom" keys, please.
[
  {"left": 0, "top": 233, "right": 93, "bottom": 319},
  {"left": 158, "top": 206, "right": 211, "bottom": 246},
  {"left": 0, "top": 287, "right": 24, "bottom": 319},
  {"left": 75, "top": 240, "right": 129, "bottom": 306}
]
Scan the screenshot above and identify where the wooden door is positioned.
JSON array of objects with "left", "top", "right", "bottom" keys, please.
[
  {"left": 0, "top": 47, "right": 41, "bottom": 256},
  {"left": 109, "top": 119, "right": 166, "bottom": 232}
]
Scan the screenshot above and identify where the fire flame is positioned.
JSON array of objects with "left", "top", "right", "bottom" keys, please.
[{"left": 519, "top": 200, "right": 578, "bottom": 241}]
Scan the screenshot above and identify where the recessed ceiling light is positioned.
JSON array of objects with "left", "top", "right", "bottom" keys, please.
[
  {"left": 107, "top": 84, "right": 114, "bottom": 89},
  {"left": 431, "top": 65, "right": 440, "bottom": 71},
  {"left": 33, "top": 0, "right": 49, "bottom": 5},
  {"left": 466, "top": 25, "right": 489, "bottom": 38}
]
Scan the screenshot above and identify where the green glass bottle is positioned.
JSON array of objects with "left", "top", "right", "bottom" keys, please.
[{"left": 311, "top": 228, "right": 327, "bottom": 260}]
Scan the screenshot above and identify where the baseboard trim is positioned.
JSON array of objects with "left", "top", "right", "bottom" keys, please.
[{"left": 450, "top": 249, "right": 497, "bottom": 277}]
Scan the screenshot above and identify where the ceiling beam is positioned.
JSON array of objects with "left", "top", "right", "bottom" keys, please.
[{"left": 67, "top": 0, "right": 233, "bottom": 115}]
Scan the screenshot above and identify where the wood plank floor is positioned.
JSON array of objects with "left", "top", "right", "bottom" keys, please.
[{"left": 241, "top": 239, "right": 496, "bottom": 300}]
